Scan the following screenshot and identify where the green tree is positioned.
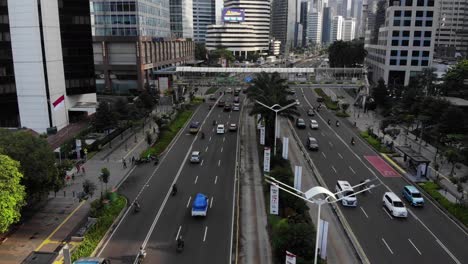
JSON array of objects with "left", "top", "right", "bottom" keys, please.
[
  {"left": 137, "top": 90, "right": 156, "bottom": 112},
  {"left": 271, "top": 219, "right": 315, "bottom": 263},
  {"left": 195, "top": 43, "right": 207, "bottom": 61},
  {"left": 209, "top": 46, "right": 235, "bottom": 65},
  {"left": 416, "top": 67, "right": 439, "bottom": 96},
  {"left": 0, "top": 154, "right": 26, "bottom": 233},
  {"left": 114, "top": 97, "right": 130, "bottom": 120},
  {"left": 442, "top": 59, "right": 468, "bottom": 96},
  {"left": 82, "top": 179, "right": 97, "bottom": 198},
  {"left": 445, "top": 149, "right": 462, "bottom": 177},
  {"left": 0, "top": 129, "right": 60, "bottom": 202},
  {"left": 93, "top": 101, "right": 118, "bottom": 132},
  {"left": 328, "top": 40, "right": 367, "bottom": 67},
  {"left": 247, "top": 72, "right": 299, "bottom": 152},
  {"left": 100, "top": 167, "right": 110, "bottom": 192},
  {"left": 372, "top": 78, "right": 389, "bottom": 109}
]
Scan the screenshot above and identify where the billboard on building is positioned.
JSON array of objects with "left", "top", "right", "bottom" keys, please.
[{"left": 222, "top": 8, "right": 245, "bottom": 22}]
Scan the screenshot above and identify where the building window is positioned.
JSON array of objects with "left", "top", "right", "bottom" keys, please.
[
  {"left": 401, "top": 50, "right": 408, "bottom": 56},
  {"left": 393, "top": 20, "right": 401, "bottom": 26},
  {"left": 393, "top": 31, "right": 399, "bottom": 37},
  {"left": 406, "top": 0, "right": 413, "bottom": 6},
  {"left": 411, "top": 60, "right": 419, "bottom": 66},
  {"left": 426, "top": 11, "right": 433, "bottom": 17},
  {"left": 404, "top": 20, "right": 411, "bottom": 26},
  {"left": 417, "top": 0, "right": 424, "bottom": 6},
  {"left": 392, "top": 40, "right": 399, "bottom": 46},
  {"left": 428, "top": 0, "right": 434, "bottom": 6},
  {"left": 422, "top": 51, "right": 429, "bottom": 57},
  {"left": 423, "top": 40, "right": 431, "bottom": 46},
  {"left": 416, "top": 11, "right": 424, "bottom": 17},
  {"left": 412, "top": 50, "right": 420, "bottom": 57},
  {"left": 402, "top": 40, "right": 409, "bottom": 46},
  {"left": 400, "top": 60, "right": 407, "bottom": 65},
  {"left": 404, "top": 11, "right": 412, "bottom": 17},
  {"left": 413, "top": 40, "right": 421, "bottom": 46},
  {"left": 414, "top": 31, "right": 422, "bottom": 37},
  {"left": 415, "top": 20, "right": 423, "bottom": 27},
  {"left": 391, "top": 50, "right": 398, "bottom": 56},
  {"left": 403, "top": 31, "right": 410, "bottom": 37},
  {"left": 425, "top": 20, "right": 432, "bottom": 27},
  {"left": 421, "top": 60, "right": 429, "bottom": 66},
  {"left": 394, "top": 10, "right": 402, "bottom": 17},
  {"left": 390, "top": 59, "right": 397, "bottom": 65},
  {"left": 424, "top": 31, "right": 432, "bottom": 37}
]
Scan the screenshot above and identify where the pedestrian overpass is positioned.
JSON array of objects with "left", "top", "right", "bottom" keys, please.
[{"left": 173, "top": 66, "right": 369, "bottom": 106}]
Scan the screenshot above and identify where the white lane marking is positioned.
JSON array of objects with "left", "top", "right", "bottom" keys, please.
[
  {"left": 176, "top": 226, "right": 182, "bottom": 240},
  {"left": 214, "top": 176, "right": 218, "bottom": 184},
  {"left": 203, "top": 226, "right": 208, "bottom": 242},
  {"left": 382, "top": 207, "right": 393, "bottom": 219},
  {"left": 186, "top": 196, "right": 192, "bottom": 208},
  {"left": 218, "top": 160, "right": 221, "bottom": 167},
  {"left": 349, "top": 166, "right": 356, "bottom": 174},
  {"left": 209, "top": 136, "right": 212, "bottom": 141},
  {"left": 200, "top": 160, "right": 204, "bottom": 166},
  {"left": 223, "top": 137, "right": 226, "bottom": 142},
  {"left": 331, "top": 166, "right": 337, "bottom": 173},
  {"left": 194, "top": 176, "right": 198, "bottom": 184},
  {"left": 321, "top": 152, "right": 326, "bottom": 158},
  {"left": 221, "top": 147, "right": 223, "bottom": 153},
  {"left": 381, "top": 238, "right": 394, "bottom": 255},
  {"left": 408, "top": 239, "right": 422, "bottom": 255},
  {"left": 338, "top": 153, "right": 343, "bottom": 159},
  {"left": 205, "top": 146, "right": 208, "bottom": 152},
  {"left": 436, "top": 239, "right": 461, "bottom": 264},
  {"left": 229, "top": 114, "right": 231, "bottom": 119},
  {"left": 360, "top": 207, "right": 369, "bottom": 218},
  {"left": 210, "top": 197, "right": 214, "bottom": 208}
]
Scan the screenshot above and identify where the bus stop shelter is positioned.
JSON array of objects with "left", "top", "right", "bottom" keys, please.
[{"left": 395, "top": 146, "right": 431, "bottom": 178}]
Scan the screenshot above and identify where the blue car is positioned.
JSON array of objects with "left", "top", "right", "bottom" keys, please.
[{"left": 402, "top": 185, "right": 424, "bottom": 207}]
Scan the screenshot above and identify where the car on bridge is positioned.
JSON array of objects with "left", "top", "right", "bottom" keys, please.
[{"left": 335, "top": 180, "right": 357, "bottom": 207}]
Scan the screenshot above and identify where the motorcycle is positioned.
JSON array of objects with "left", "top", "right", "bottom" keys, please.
[
  {"left": 171, "top": 185, "right": 178, "bottom": 196},
  {"left": 135, "top": 157, "right": 150, "bottom": 165},
  {"left": 201, "top": 132, "right": 205, "bottom": 139},
  {"left": 336, "top": 121, "right": 340, "bottom": 127},
  {"left": 351, "top": 138, "right": 355, "bottom": 145},
  {"left": 176, "top": 238, "right": 184, "bottom": 253},
  {"left": 213, "top": 120, "right": 217, "bottom": 126},
  {"left": 134, "top": 202, "right": 141, "bottom": 213}
]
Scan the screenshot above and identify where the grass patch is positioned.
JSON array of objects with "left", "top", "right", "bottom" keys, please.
[
  {"left": 419, "top": 182, "right": 468, "bottom": 227},
  {"left": 360, "top": 131, "right": 391, "bottom": 153},
  {"left": 205, "top": 87, "right": 219, "bottom": 95},
  {"left": 335, "top": 111, "right": 350, "bottom": 117},
  {"left": 314, "top": 88, "right": 339, "bottom": 110},
  {"left": 71, "top": 195, "right": 126, "bottom": 261},
  {"left": 142, "top": 110, "right": 194, "bottom": 157}
]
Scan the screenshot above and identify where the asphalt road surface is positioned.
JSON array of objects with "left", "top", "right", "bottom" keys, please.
[
  {"left": 289, "top": 87, "right": 468, "bottom": 264},
  {"left": 98, "top": 90, "right": 242, "bottom": 264}
]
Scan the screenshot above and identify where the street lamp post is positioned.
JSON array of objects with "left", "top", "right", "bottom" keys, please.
[
  {"left": 265, "top": 176, "right": 374, "bottom": 264},
  {"left": 255, "top": 100, "right": 299, "bottom": 155}
]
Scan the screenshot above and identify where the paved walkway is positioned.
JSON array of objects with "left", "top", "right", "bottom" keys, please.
[
  {"left": 329, "top": 88, "right": 468, "bottom": 202},
  {"left": 0, "top": 120, "right": 158, "bottom": 264}
]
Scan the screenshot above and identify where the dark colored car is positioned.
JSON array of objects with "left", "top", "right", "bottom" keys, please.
[
  {"left": 286, "top": 89, "right": 296, "bottom": 95},
  {"left": 224, "top": 103, "right": 232, "bottom": 112},
  {"left": 307, "top": 137, "right": 319, "bottom": 151},
  {"left": 189, "top": 122, "right": 200, "bottom": 134},
  {"left": 316, "top": 97, "right": 325, "bottom": 103},
  {"left": 209, "top": 94, "right": 217, "bottom": 101},
  {"left": 296, "top": 118, "right": 306, "bottom": 128},
  {"left": 218, "top": 100, "right": 226, "bottom": 107}
]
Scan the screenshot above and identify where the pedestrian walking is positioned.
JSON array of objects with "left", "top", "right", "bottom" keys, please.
[
  {"left": 123, "top": 160, "right": 127, "bottom": 169},
  {"left": 132, "top": 156, "right": 135, "bottom": 164}
]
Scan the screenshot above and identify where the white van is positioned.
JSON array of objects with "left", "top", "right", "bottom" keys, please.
[
  {"left": 383, "top": 192, "right": 408, "bottom": 218},
  {"left": 335, "top": 180, "right": 357, "bottom": 207},
  {"left": 217, "top": 124, "right": 225, "bottom": 134}
]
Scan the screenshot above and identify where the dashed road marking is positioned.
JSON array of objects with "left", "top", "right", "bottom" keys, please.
[
  {"left": 214, "top": 176, "right": 218, "bottom": 184},
  {"left": 331, "top": 166, "right": 337, "bottom": 173},
  {"left": 218, "top": 160, "right": 221, "bottom": 167},
  {"left": 210, "top": 197, "right": 214, "bottom": 208},
  {"left": 408, "top": 239, "right": 422, "bottom": 255},
  {"left": 176, "top": 226, "right": 182, "bottom": 240},
  {"left": 321, "top": 152, "right": 326, "bottom": 158},
  {"left": 360, "top": 207, "right": 369, "bottom": 218},
  {"left": 382, "top": 238, "right": 394, "bottom": 254},
  {"left": 203, "top": 226, "right": 208, "bottom": 242},
  {"left": 194, "top": 176, "right": 198, "bottom": 184},
  {"left": 186, "top": 197, "right": 192, "bottom": 208},
  {"left": 200, "top": 160, "right": 204, "bottom": 166},
  {"left": 382, "top": 207, "right": 393, "bottom": 220},
  {"left": 221, "top": 147, "right": 223, "bottom": 153},
  {"left": 205, "top": 146, "right": 208, "bottom": 152},
  {"left": 349, "top": 166, "right": 356, "bottom": 174},
  {"left": 338, "top": 153, "right": 343, "bottom": 159}
]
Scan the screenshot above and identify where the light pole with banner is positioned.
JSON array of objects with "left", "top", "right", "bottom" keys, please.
[{"left": 255, "top": 100, "right": 299, "bottom": 155}]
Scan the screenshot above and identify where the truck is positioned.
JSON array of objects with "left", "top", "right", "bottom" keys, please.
[{"left": 191, "top": 193, "right": 209, "bottom": 216}]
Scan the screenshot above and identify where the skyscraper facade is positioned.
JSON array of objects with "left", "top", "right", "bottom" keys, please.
[
  {"left": 322, "top": 6, "right": 332, "bottom": 44},
  {"left": 271, "top": 0, "right": 297, "bottom": 52},
  {"left": 434, "top": 0, "right": 468, "bottom": 58},
  {"left": 1, "top": 0, "right": 97, "bottom": 133},
  {"left": 330, "top": 15, "right": 343, "bottom": 42},
  {"left": 170, "top": 0, "right": 194, "bottom": 38},
  {"left": 342, "top": 17, "right": 356, "bottom": 41},
  {"left": 193, "top": 0, "right": 217, "bottom": 43},
  {"left": 306, "top": 8, "right": 323, "bottom": 45}
]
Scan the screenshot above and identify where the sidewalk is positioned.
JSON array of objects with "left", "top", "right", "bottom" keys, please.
[
  {"left": 0, "top": 120, "right": 158, "bottom": 264},
  {"left": 330, "top": 88, "right": 468, "bottom": 202}
]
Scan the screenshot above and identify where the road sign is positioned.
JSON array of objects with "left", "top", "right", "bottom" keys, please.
[
  {"left": 270, "top": 185, "right": 279, "bottom": 215},
  {"left": 260, "top": 126, "right": 265, "bottom": 145},
  {"left": 285, "top": 251, "right": 296, "bottom": 264}
]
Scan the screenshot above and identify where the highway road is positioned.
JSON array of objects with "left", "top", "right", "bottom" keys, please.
[
  {"left": 289, "top": 87, "right": 468, "bottom": 264},
  {"left": 98, "top": 90, "right": 242, "bottom": 264}
]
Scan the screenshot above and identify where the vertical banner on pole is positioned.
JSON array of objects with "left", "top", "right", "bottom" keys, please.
[
  {"left": 318, "top": 219, "right": 329, "bottom": 260},
  {"left": 282, "top": 137, "right": 289, "bottom": 159},
  {"left": 294, "top": 166, "right": 302, "bottom": 190},
  {"left": 285, "top": 251, "right": 296, "bottom": 264},
  {"left": 260, "top": 126, "right": 265, "bottom": 145},
  {"left": 270, "top": 185, "right": 279, "bottom": 215},
  {"left": 257, "top": 114, "right": 262, "bottom": 129},
  {"left": 263, "top": 147, "right": 271, "bottom": 173}
]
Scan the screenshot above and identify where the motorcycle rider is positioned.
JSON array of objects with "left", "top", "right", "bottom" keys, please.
[
  {"left": 177, "top": 236, "right": 185, "bottom": 250},
  {"left": 172, "top": 184, "right": 178, "bottom": 196},
  {"left": 336, "top": 120, "right": 340, "bottom": 127},
  {"left": 139, "top": 246, "right": 146, "bottom": 259},
  {"left": 134, "top": 201, "right": 141, "bottom": 212},
  {"left": 201, "top": 132, "right": 205, "bottom": 139},
  {"left": 327, "top": 119, "right": 331, "bottom": 125},
  {"left": 351, "top": 137, "right": 355, "bottom": 145}
]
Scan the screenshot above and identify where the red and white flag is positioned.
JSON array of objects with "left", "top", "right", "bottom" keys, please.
[{"left": 53, "top": 95, "right": 65, "bottom": 111}]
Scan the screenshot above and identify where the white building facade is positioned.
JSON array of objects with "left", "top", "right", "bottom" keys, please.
[
  {"left": 342, "top": 17, "right": 356, "bottom": 41},
  {"left": 330, "top": 15, "right": 344, "bottom": 42},
  {"left": 306, "top": 9, "right": 322, "bottom": 45},
  {"left": 365, "top": 0, "right": 438, "bottom": 86}
]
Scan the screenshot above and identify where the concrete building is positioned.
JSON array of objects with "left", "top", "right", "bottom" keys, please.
[
  {"left": 307, "top": 8, "right": 323, "bottom": 45},
  {"left": 330, "top": 15, "right": 344, "bottom": 42},
  {"left": 170, "top": 0, "right": 194, "bottom": 38},
  {"left": 271, "top": 0, "right": 297, "bottom": 53},
  {"left": 434, "top": 0, "right": 468, "bottom": 59},
  {"left": 342, "top": 17, "right": 356, "bottom": 41},
  {"left": 206, "top": 0, "right": 271, "bottom": 56},
  {"left": 90, "top": 0, "right": 195, "bottom": 93},
  {"left": 270, "top": 39, "right": 281, "bottom": 55},
  {"left": 193, "top": 0, "right": 217, "bottom": 43},
  {"left": 322, "top": 6, "right": 332, "bottom": 44},
  {"left": 365, "top": 0, "right": 437, "bottom": 87},
  {"left": 0, "top": 0, "right": 97, "bottom": 133}
]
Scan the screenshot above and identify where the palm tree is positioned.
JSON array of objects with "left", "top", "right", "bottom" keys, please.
[{"left": 247, "top": 72, "right": 299, "bottom": 153}]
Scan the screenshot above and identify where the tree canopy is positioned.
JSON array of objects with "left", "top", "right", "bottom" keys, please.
[
  {"left": 0, "top": 154, "right": 26, "bottom": 233},
  {"left": 442, "top": 59, "right": 468, "bottom": 97},
  {"left": 195, "top": 43, "right": 207, "bottom": 61},
  {"left": 209, "top": 46, "right": 235, "bottom": 65},
  {"left": 93, "top": 101, "right": 118, "bottom": 132},
  {"left": 328, "top": 40, "right": 367, "bottom": 67},
  {"left": 0, "top": 129, "right": 60, "bottom": 202}
]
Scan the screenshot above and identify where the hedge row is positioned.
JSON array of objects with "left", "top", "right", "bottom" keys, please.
[{"left": 313, "top": 88, "right": 339, "bottom": 110}]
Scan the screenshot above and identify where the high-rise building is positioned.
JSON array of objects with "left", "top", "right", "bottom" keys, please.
[
  {"left": 170, "top": 0, "right": 194, "bottom": 38},
  {"left": 206, "top": 1, "right": 271, "bottom": 56},
  {"left": 299, "top": 0, "right": 311, "bottom": 47},
  {"left": 90, "top": 0, "right": 195, "bottom": 93},
  {"left": 330, "top": 15, "right": 344, "bottom": 42},
  {"left": 365, "top": 0, "right": 437, "bottom": 86},
  {"left": 271, "top": 0, "right": 297, "bottom": 53},
  {"left": 193, "top": 0, "right": 217, "bottom": 43},
  {"left": 342, "top": 17, "right": 356, "bottom": 41},
  {"left": 350, "top": 0, "right": 362, "bottom": 37},
  {"left": 322, "top": 6, "right": 332, "bottom": 44},
  {"left": 434, "top": 0, "right": 468, "bottom": 59},
  {"left": 0, "top": 0, "right": 97, "bottom": 133},
  {"left": 307, "top": 8, "right": 323, "bottom": 45}
]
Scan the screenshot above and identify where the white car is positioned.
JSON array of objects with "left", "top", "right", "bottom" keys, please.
[
  {"left": 383, "top": 192, "right": 408, "bottom": 218},
  {"left": 233, "top": 103, "right": 240, "bottom": 111},
  {"left": 190, "top": 151, "right": 201, "bottom": 163},
  {"left": 217, "top": 124, "right": 225, "bottom": 134},
  {"left": 310, "top": 119, "right": 319, "bottom": 129},
  {"left": 335, "top": 180, "right": 357, "bottom": 207},
  {"left": 229, "top": 123, "right": 237, "bottom": 131}
]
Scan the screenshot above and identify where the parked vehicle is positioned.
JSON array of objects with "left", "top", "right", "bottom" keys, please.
[
  {"left": 402, "top": 186, "right": 424, "bottom": 207},
  {"left": 192, "top": 193, "right": 209, "bottom": 216}
]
